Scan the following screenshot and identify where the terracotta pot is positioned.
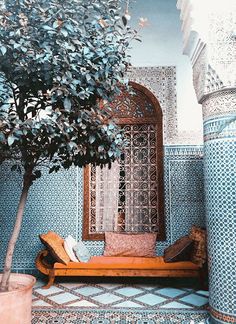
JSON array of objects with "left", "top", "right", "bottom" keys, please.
[{"left": 0, "top": 273, "right": 36, "bottom": 324}]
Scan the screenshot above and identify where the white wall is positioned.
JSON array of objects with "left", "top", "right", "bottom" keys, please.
[{"left": 128, "top": 0, "right": 203, "bottom": 141}]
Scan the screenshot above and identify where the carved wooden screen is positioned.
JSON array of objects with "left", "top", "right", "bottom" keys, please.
[{"left": 83, "top": 82, "right": 165, "bottom": 240}]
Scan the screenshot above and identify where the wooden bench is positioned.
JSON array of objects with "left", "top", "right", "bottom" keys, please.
[{"left": 36, "top": 249, "right": 205, "bottom": 289}]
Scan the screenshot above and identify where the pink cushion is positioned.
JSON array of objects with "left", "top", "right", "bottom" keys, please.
[{"left": 103, "top": 232, "right": 157, "bottom": 257}]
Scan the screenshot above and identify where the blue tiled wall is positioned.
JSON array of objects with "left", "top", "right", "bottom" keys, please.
[
  {"left": 0, "top": 146, "right": 205, "bottom": 272},
  {"left": 204, "top": 115, "right": 236, "bottom": 318}
]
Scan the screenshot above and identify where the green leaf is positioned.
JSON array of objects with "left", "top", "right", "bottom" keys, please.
[
  {"left": 89, "top": 135, "right": 96, "bottom": 144},
  {"left": 61, "top": 28, "right": 68, "bottom": 37},
  {"left": 7, "top": 135, "right": 17, "bottom": 146},
  {"left": 0, "top": 46, "right": 7, "bottom": 55},
  {"left": 0, "top": 0, "right": 136, "bottom": 172},
  {"left": 42, "top": 25, "right": 54, "bottom": 31},
  {"left": 0, "top": 133, "right": 5, "bottom": 142},
  {"left": 108, "top": 150, "right": 113, "bottom": 157},
  {"left": 98, "top": 145, "right": 104, "bottom": 152},
  {"left": 63, "top": 97, "right": 72, "bottom": 111},
  {"left": 53, "top": 20, "right": 60, "bottom": 28}
]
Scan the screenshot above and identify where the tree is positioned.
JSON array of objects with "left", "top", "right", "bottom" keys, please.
[{"left": 0, "top": 0, "right": 137, "bottom": 291}]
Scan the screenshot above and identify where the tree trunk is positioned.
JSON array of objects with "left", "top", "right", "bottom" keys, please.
[{"left": 0, "top": 170, "right": 32, "bottom": 292}]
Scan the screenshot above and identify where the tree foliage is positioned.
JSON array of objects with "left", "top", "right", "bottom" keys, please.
[{"left": 0, "top": 0, "right": 137, "bottom": 182}]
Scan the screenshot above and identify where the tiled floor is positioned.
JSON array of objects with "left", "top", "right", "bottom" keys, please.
[{"left": 32, "top": 278, "right": 209, "bottom": 310}]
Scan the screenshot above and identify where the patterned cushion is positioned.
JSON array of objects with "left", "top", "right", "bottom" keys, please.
[
  {"left": 39, "top": 231, "right": 70, "bottom": 265},
  {"left": 64, "top": 235, "right": 79, "bottom": 262},
  {"left": 189, "top": 226, "right": 207, "bottom": 267},
  {"left": 164, "top": 236, "right": 194, "bottom": 263},
  {"left": 103, "top": 232, "right": 157, "bottom": 257},
  {"left": 73, "top": 241, "right": 91, "bottom": 262}
]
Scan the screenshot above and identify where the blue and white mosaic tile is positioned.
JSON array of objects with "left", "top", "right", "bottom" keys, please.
[
  {"left": 0, "top": 146, "right": 205, "bottom": 271},
  {"left": 204, "top": 116, "right": 236, "bottom": 317}
]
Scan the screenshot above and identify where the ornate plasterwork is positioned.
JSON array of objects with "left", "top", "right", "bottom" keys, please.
[
  {"left": 126, "top": 66, "right": 203, "bottom": 145},
  {"left": 127, "top": 66, "right": 178, "bottom": 144},
  {"left": 202, "top": 89, "right": 236, "bottom": 120},
  {"left": 164, "top": 145, "right": 203, "bottom": 157},
  {"left": 176, "top": 0, "right": 207, "bottom": 65},
  {"left": 192, "top": 46, "right": 208, "bottom": 101},
  {"left": 192, "top": 47, "right": 232, "bottom": 104},
  {"left": 207, "top": 10, "right": 236, "bottom": 88},
  {"left": 177, "top": 0, "right": 236, "bottom": 103},
  {"left": 172, "top": 130, "right": 203, "bottom": 145},
  {"left": 206, "top": 65, "right": 224, "bottom": 94}
]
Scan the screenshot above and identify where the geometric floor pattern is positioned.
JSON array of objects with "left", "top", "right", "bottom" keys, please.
[
  {"left": 33, "top": 278, "right": 209, "bottom": 310},
  {"left": 32, "top": 308, "right": 210, "bottom": 323}
]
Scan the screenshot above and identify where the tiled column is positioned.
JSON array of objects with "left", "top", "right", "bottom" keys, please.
[
  {"left": 177, "top": 1, "right": 236, "bottom": 323},
  {"left": 202, "top": 90, "right": 236, "bottom": 323}
]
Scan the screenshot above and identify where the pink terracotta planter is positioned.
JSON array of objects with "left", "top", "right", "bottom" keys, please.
[{"left": 0, "top": 273, "right": 36, "bottom": 324}]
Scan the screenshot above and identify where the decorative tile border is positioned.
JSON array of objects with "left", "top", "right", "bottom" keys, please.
[
  {"left": 210, "top": 307, "right": 236, "bottom": 324},
  {"left": 32, "top": 308, "right": 210, "bottom": 324},
  {"left": 204, "top": 114, "right": 236, "bottom": 142},
  {"left": 164, "top": 145, "right": 203, "bottom": 157},
  {"left": 202, "top": 89, "right": 236, "bottom": 120}
]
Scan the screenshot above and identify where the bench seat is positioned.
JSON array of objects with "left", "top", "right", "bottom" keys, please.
[
  {"left": 36, "top": 250, "right": 202, "bottom": 289},
  {"left": 55, "top": 256, "right": 199, "bottom": 270}
]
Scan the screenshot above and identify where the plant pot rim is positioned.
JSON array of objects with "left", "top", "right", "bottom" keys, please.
[{"left": 0, "top": 273, "right": 36, "bottom": 295}]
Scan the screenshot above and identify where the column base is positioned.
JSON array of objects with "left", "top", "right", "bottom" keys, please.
[
  {"left": 209, "top": 307, "right": 236, "bottom": 324},
  {"left": 207, "top": 316, "right": 226, "bottom": 324}
]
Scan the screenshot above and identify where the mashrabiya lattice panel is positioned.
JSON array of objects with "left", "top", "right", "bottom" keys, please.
[{"left": 89, "top": 124, "right": 160, "bottom": 234}]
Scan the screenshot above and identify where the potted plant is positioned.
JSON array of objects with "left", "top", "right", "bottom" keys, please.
[{"left": 0, "top": 0, "right": 137, "bottom": 322}]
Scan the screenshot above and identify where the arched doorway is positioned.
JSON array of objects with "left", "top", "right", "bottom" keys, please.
[{"left": 83, "top": 82, "right": 165, "bottom": 240}]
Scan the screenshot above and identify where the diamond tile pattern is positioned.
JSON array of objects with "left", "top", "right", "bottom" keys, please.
[
  {"left": 157, "top": 288, "right": 184, "bottom": 298},
  {"left": 35, "top": 286, "right": 63, "bottom": 296},
  {"left": 160, "top": 301, "right": 192, "bottom": 309},
  {"left": 74, "top": 286, "right": 103, "bottom": 296},
  {"left": 114, "top": 301, "right": 143, "bottom": 308},
  {"left": 69, "top": 300, "right": 98, "bottom": 307},
  {"left": 115, "top": 287, "right": 143, "bottom": 297},
  {"left": 135, "top": 293, "right": 167, "bottom": 306},
  {"left": 47, "top": 292, "right": 79, "bottom": 304},
  {"left": 91, "top": 293, "right": 122, "bottom": 305},
  {"left": 33, "top": 280, "right": 209, "bottom": 310},
  {"left": 180, "top": 294, "right": 209, "bottom": 307},
  {"left": 32, "top": 300, "right": 52, "bottom": 307}
]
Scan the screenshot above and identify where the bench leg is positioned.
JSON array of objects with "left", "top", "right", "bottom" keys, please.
[{"left": 43, "top": 271, "right": 55, "bottom": 289}]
